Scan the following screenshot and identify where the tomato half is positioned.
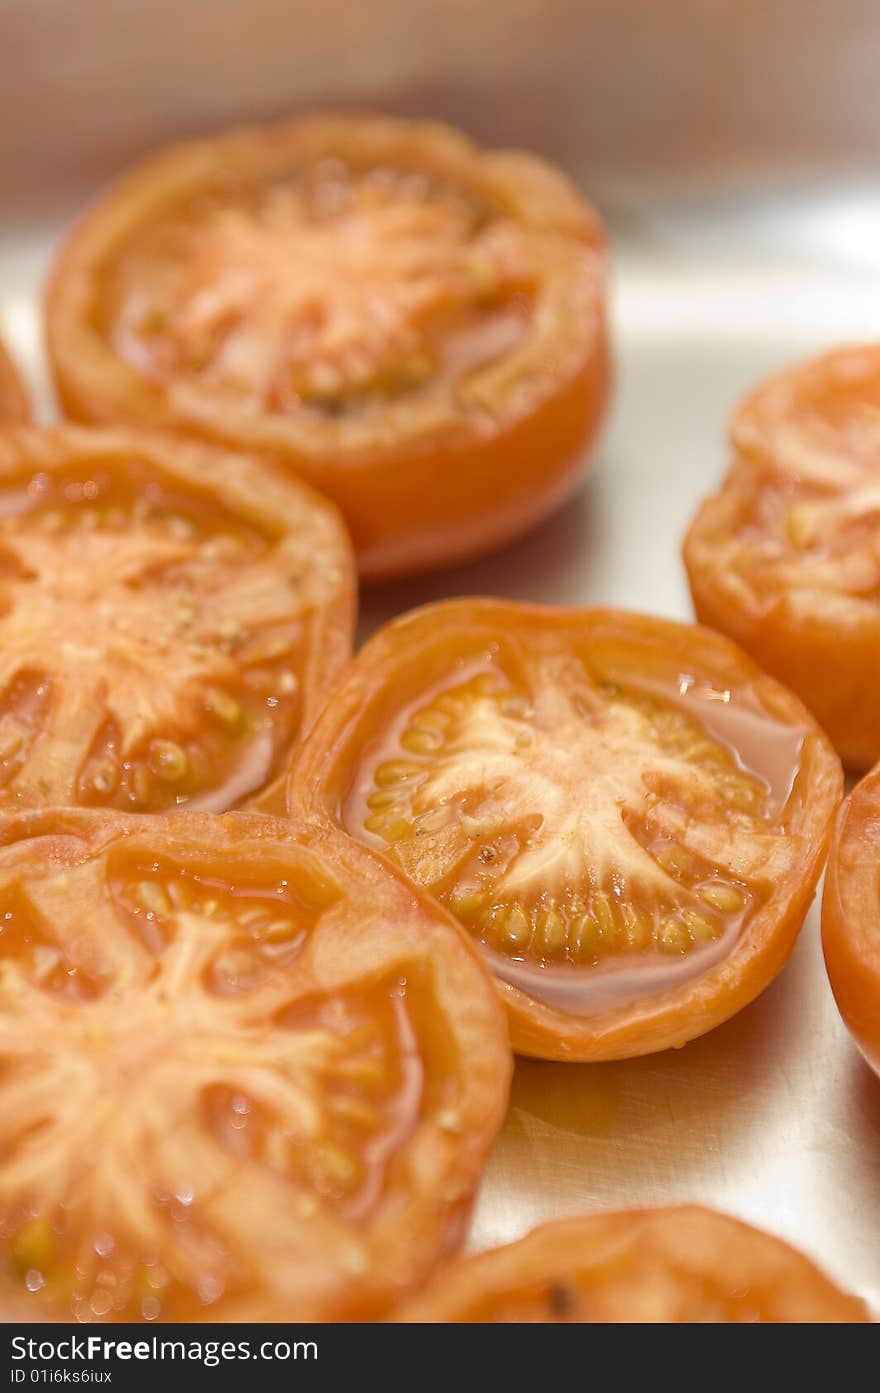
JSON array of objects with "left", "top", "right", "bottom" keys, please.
[
  {"left": 289, "top": 600, "right": 842, "bottom": 1060},
  {"left": 0, "top": 425, "right": 354, "bottom": 814},
  {"left": 684, "top": 344, "right": 880, "bottom": 770},
  {"left": 0, "top": 340, "right": 28, "bottom": 422},
  {"left": 394, "top": 1206, "right": 867, "bottom": 1322},
  {"left": 45, "top": 113, "right": 610, "bottom": 580},
  {"left": 0, "top": 807, "right": 510, "bottom": 1321},
  {"left": 822, "top": 762, "right": 880, "bottom": 1075}
]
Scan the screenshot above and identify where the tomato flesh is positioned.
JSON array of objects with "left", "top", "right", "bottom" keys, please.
[
  {"left": 0, "top": 809, "right": 510, "bottom": 1321},
  {"left": 47, "top": 115, "right": 609, "bottom": 579},
  {"left": 0, "top": 428, "right": 353, "bottom": 813},
  {"left": 822, "top": 762, "right": 880, "bottom": 1075},
  {"left": 349, "top": 662, "right": 777, "bottom": 1009},
  {"left": 688, "top": 455, "right": 880, "bottom": 650},
  {"left": 108, "top": 164, "right": 533, "bottom": 417},
  {"left": 0, "top": 341, "right": 28, "bottom": 423},
  {"left": 291, "top": 602, "right": 842, "bottom": 1058},
  {"left": 685, "top": 345, "right": 880, "bottom": 769}
]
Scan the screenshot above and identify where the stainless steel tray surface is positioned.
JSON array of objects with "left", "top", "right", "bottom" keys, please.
[
  {"left": 3, "top": 2, "right": 880, "bottom": 1310},
  {"left": 369, "top": 193, "right": 880, "bottom": 1307}
]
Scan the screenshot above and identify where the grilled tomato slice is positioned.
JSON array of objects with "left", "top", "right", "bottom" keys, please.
[
  {"left": 394, "top": 1207, "right": 867, "bottom": 1322},
  {"left": 0, "top": 808, "right": 509, "bottom": 1321},
  {"left": 685, "top": 344, "right": 880, "bottom": 770},
  {"left": 822, "top": 761, "right": 880, "bottom": 1075},
  {"left": 0, "top": 340, "right": 28, "bottom": 422},
  {"left": 289, "top": 600, "right": 842, "bottom": 1060},
  {"left": 46, "top": 113, "right": 609, "bottom": 580},
  {"left": 0, "top": 425, "right": 353, "bottom": 814}
]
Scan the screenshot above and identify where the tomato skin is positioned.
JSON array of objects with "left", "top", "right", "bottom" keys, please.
[
  {"left": 302, "top": 344, "right": 608, "bottom": 580},
  {"left": 822, "top": 764, "right": 880, "bottom": 1075},
  {"left": 393, "top": 1206, "right": 868, "bottom": 1322},
  {"left": 685, "top": 458, "right": 880, "bottom": 772},
  {"left": 0, "top": 340, "right": 29, "bottom": 422},
  {"left": 0, "top": 806, "right": 511, "bottom": 1322},
  {"left": 288, "top": 598, "right": 843, "bottom": 1061},
  {"left": 45, "top": 114, "right": 610, "bottom": 580},
  {"left": 0, "top": 424, "right": 355, "bottom": 814},
  {"left": 684, "top": 346, "right": 880, "bottom": 771}
]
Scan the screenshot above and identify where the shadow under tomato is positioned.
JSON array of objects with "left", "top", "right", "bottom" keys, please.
[
  {"left": 471, "top": 908, "right": 841, "bottom": 1237},
  {"left": 829, "top": 1051, "right": 880, "bottom": 1206},
  {"left": 846, "top": 1050, "right": 880, "bottom": 1128},
  {"left": 510, "top": 941, "right": 816, "bottom": 1146},
  {"left": 356, "top": 465, "right": 606, "bottom": 643}
]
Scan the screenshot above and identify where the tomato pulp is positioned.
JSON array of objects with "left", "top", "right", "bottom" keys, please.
[
  {"left": 0, "top": 340, "right": 28, "bottom": 422},
  {"left": 0, "top": 808, "right": 510, "bottom": 1321},
  {"left": 822, "top": 760, "right": 880, "bottom": 1075},
  {"left": 0, "top": 426, "right": 354, "bottom": 814},
  {"left": 685, "top": 344, "right": 880, "bottom": 769},
  {"left": 290, "top": 600, "right": 842, "bottom": 1060},
  {"left": 46, "top": 114, "right": 609, "bottom": 579}
]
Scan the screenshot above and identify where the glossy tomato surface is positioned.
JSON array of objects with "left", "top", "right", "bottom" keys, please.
[
  {"left": 289, "top": 600, "right": 842, "bottom": 1061},
  {"left": 46, "top": 114, "right": 609, "bottom": 580},
  {"left": 0, "top": 807, "right": 510, "bottom": 1321},
  {"left": 0, "top": 340, "right": 28, "bottom": 422},
  {"left": 685, "top": 344, "right": 880, "bottom": 770},
  {"left": 395, "top": 1206, "right": 867, "bottom": 1322},
  {"left": 822, "top": 762, "right": 880, "bottom": 1075},
  {"left": 0, "top": 425, "right": 353, "bottom": 814}
]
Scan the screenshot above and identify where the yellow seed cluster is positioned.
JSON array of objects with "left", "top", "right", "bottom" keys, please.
[
  {"left": 204, "top": 687, "right": 242, "bottom": 726},
  {"left": 143, "top": 168, "right": 516, "bottom": 409},
  {"left": 134, "top": 880, "right": 170, "bottom": 916},
  {"left": 10, "top": 1216, "right": 55, "bottom": 1275},
  {"left": 78, "top": 682, "right": 253, "bottom": 811},
  {"left": 123, "top": 873, "right": 305, "bottom": 968},
  {"left": 148, "top": 739, "right": 189, "bottom": 782},
  {"left": 0, "top": 480, "right": 308, "bottom": 814},
  {"left": 0, "top": 822, "right": 415, "bottom": 1321},
  {"left": 452, "top": 890, "right": 726, "bottom": 963},
  {"left": 361, "top": 668, "right": 760, "bottom": 969}
]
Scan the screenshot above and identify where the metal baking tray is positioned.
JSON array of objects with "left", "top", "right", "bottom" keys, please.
[{"left": 3, "top": 0, "right": 880, "bottom": 1313}]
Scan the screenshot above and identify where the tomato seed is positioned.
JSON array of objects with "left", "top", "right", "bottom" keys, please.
[{"left": 148, "top": 740, "right": 189, "bottom": 782}]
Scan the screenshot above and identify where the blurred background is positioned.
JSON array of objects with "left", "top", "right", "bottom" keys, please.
[
  {"left": 3, "top": 0, "right": 880, "bottom": 1300},
  {"left": 4, "top": 0, "right": 880, "bottom": 210},
  {"left": 4, "top": 0, "right": 880, "bottom": 624}
]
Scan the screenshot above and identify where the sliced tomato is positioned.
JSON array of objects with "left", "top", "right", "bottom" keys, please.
[
  {"left": 289, "top": 600, "right": 842, "bottom": 1060},
  {"left": 46, "top": 114, "right": 609, "bottom": 579},
  {"left": 822, "top": 762, "right": 880, "bottom": 1074},
  {"left": 0, "top": 807, "right": 509, "bottom": 1321},
  {"left": 0, "top": 339, "right": 28, "bottom": 422},
  {"left": 0, "top": 425, "right": 354, "bottom": 814},
  {"left": 394, "top": 1207, "right": 867, "bottom": 1322},
  {"left": 684, "top": 344, "right": 880, "bottom": 770}
]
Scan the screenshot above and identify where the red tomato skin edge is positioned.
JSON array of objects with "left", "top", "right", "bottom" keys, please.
[
  {"left": 392, "top": 1204, "right": 870, "bottom": 1323},
  {"left": 43, "top": 115, "right": 612, "bottom": 587},
  {"left": 822, "top": 779, "right": 880, "bottom": 1077},
  {"left": 685, "top": 510, "right": 880, "bottom": 773},
  {"left": 288, "top": 599, "right": 844, "bottom": 1061},
  {"left": 50, "top": 319, "right": 611, "bottom": 584},
  {"left": 344, "top": 328, "right": 612, "bottom": 581}
]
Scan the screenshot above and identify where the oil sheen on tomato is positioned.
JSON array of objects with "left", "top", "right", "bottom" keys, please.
[
  {"left": 106, "top": 164, "right": 534, "bottom": 419},
  {"left": 343, "top": 652, "right": 808, "bottom": 1016},
  {"left": 0, "top": 826, "right": 424, "bottom": 1319},
  {"left": 0, "top": 461, "right": 303, "bottom": 812}
]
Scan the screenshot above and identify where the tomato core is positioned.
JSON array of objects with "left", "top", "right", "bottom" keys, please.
[
  {"left": 106, "top": 163, "right": 536, "bottom": 419},
  {"left": 0, "top": 437, "right": 350, "bottom": 813},
  {"left": 343, "top": 650, "right": 808, "bottom": 1016},
  {"left": 0, "top": 814, "right": 492, "bottom": 1322}
]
